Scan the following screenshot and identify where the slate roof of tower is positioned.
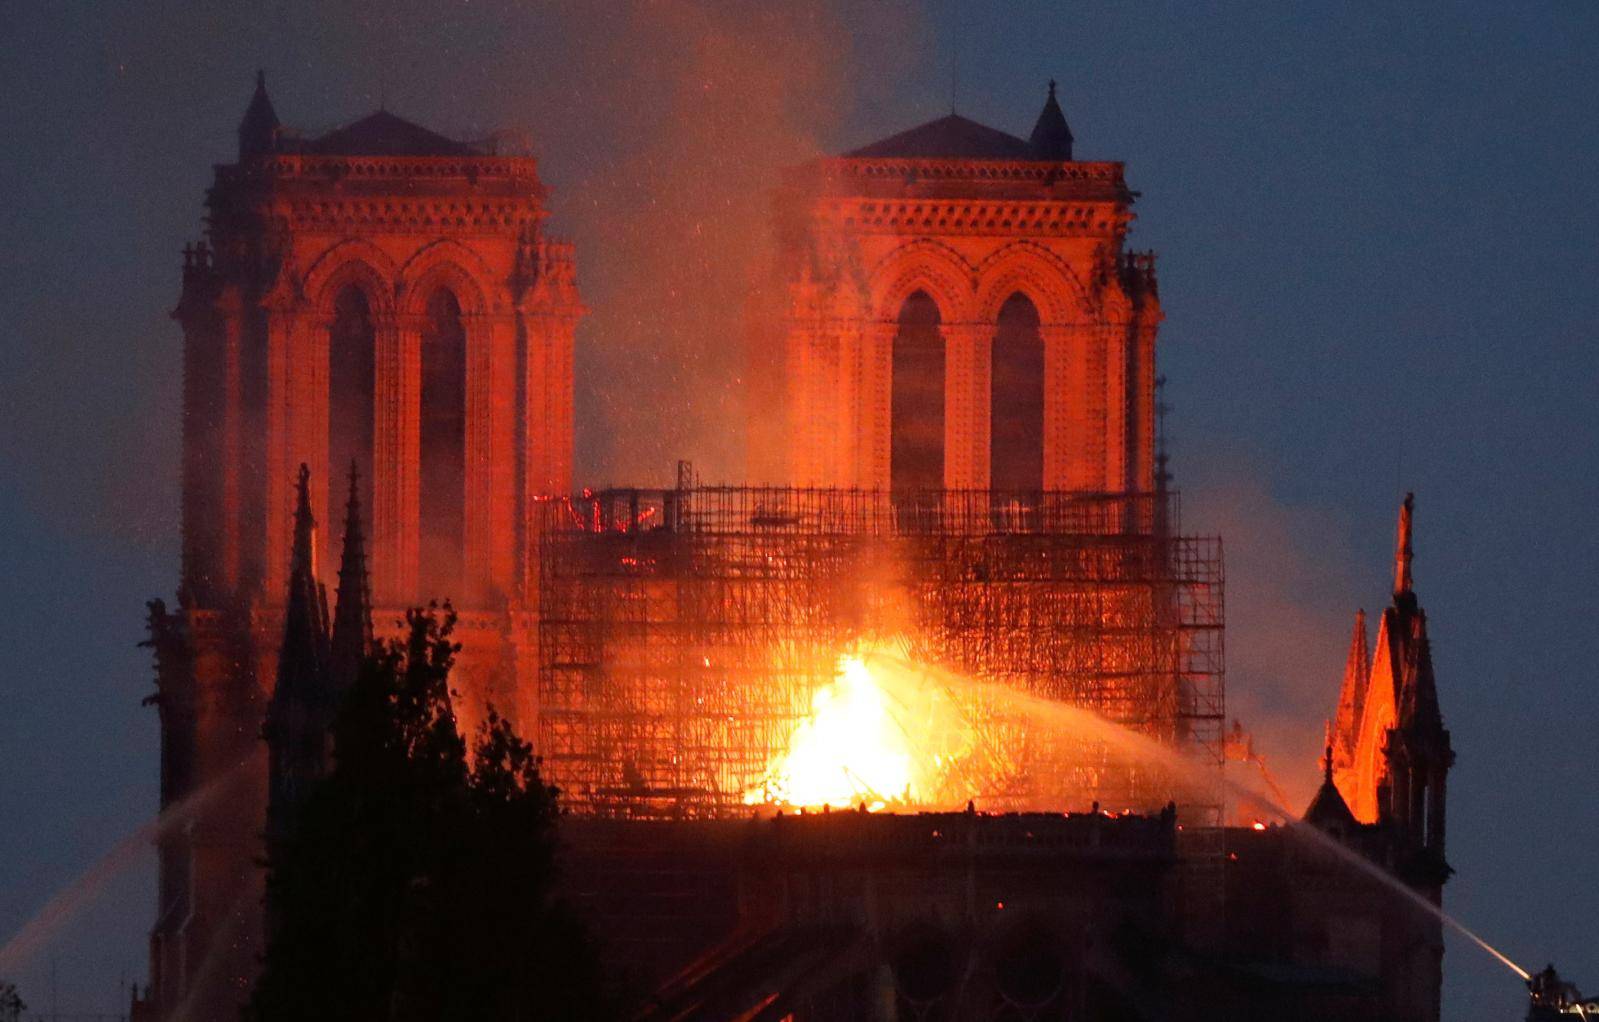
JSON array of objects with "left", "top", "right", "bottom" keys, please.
[
  {"left": 1028, "top": 82, "right": 1074, "bottom": 160},
  {"left": 845, "top": 113, "right": 1038, "bottom": 160},
  {"left": 304, "top": 110, "right": 482, "bottom": 157}
]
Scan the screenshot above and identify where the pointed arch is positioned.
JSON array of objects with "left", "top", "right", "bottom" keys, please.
[
  {"left": 869, "top": 239, "right": 975, "bottom": 323},
  {"left": 302, "top": 240, "right": 399, "bottom": 319},
  {"left": 399, "top": 240, "right": 493, "bottom": 316},
  {"left": 973, "top": 241, "right": 1089, "bottom": 324}
]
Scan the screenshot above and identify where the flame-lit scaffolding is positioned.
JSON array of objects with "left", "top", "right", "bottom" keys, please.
[{"left": 533, "top": 486, "right": 1223, "bottom": 820}]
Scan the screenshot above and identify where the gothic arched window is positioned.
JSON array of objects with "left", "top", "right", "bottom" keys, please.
[
  {"left": 890, "top": 290, "right": 945, "bottom": 509},
  {"left": 328, "top": 284, "right": 375, "bottom": 522},
  {"left": 991, "top": 293, "right": 1044, "bottom": 495},
  {"left": 419, "top": 287, "right": 466, "bottom": 600}
]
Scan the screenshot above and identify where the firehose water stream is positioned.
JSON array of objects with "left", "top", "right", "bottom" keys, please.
[
  {"left": 753, "top": 647, "right": 1532, "bottom": 985},
  {"left": 0, "top": 753, "right": 259, "bottom": 976}
]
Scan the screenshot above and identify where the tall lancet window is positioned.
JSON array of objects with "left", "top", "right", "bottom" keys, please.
[
  {"left": 890, "top": 291, "right": 945, "bottom": 510},
  {"left": 328, "top": 284, "right": 375, "bottom": 523},
  {"left": 990, "top": 293, "right": 1044, "bottom": 495},
  {"left": 420, "top": 288, "right": 467, "bottom": 601}
]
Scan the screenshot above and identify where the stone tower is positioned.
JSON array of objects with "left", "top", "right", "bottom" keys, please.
[
  {"left": 1327, "top": 493, "right": 1455, "bottom": 1022},
  {"left": 142, "top": 74, "right": 581, "bottom": 1020},
  {"left": 755, "top": 83, "right": 1161, "bottom": 503},
  {"left": 1331, "top": 493, "right": 1455, "bottom": 857}
]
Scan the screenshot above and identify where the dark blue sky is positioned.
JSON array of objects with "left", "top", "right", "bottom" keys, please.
[{"left": 2, "top": 4, "right": 1595, "bottom": 1018}]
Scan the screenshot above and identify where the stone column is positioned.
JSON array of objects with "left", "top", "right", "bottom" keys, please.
[
  {"left": 783, "top": 317, "right": 821, "bottom": 485},
  {"left": 214, "top": 288, "right": 245, "bottom": 595},
  {"left": 942, "top": 323, "right": 988, "bottom": 489},
  {"left": 1103, "top": 320, "right": 1131, "bottom": 493},
  {"left": 1131, "top": 315, "right": 1159, "bottom": 493},
  {"left": 860, "top": 321, "right": 897, "bottom": 491},
  {"left": 1040, "top": 323, "right": 1077, "bottom": 490},
  {"left": 836, "top": 322, "right": 863, "bottom": 487},
  {"left": 522, "top": 310, "right": 577, "bottom": 498},
  {"left": 477, "top": 311, "right": 519, "bottom": 603}
]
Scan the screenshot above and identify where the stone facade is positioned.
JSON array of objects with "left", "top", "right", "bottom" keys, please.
[
  {"left": 143, "top": 74, "right": 580, "bottom": 1020},
  {"left": 760, "top": 86, "right": 1161, "bottom": 497}
]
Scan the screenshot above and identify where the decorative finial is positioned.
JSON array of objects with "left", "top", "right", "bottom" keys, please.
[
  {"left": 1322, "top": 720, "right": 1334, "bottom": 783},
  {"left": 290, "top": 462, "right": 317, "bottom": 579},
  {"left": 1393, "top": 491, "right": 1415, "bottom": 596},
  {"left": 1048, "top": 78, "right": 1057, "bottom": 99},
  {"left": 256, "top": 68, "right": 266, "bottom": 90}
]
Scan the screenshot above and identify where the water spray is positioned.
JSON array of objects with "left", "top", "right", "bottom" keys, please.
[
  {"left": 0, "top": 753, "right": 259, "bottom": 975},
  {"left": 842, "top": 648, "right": 1536, "bottom": 986}
]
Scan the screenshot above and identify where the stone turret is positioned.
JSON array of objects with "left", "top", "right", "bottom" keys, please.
[
  {"left": 238, "top": 70, "right": 279, "bottom": 158},
  {"left": 1028, "top": 79, "right": 1074, "bottom": 160}
]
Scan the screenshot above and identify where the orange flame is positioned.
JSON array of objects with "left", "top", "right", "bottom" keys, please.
[{"left": 743, "top": 649, "right": 972, "bottom": 811}]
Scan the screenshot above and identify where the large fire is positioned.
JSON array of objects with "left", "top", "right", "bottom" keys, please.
[{"left": 744, "top": 648, "right": 974, "bottom": 811}]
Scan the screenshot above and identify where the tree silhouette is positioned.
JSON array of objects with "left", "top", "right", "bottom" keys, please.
[
  {"left": 0, "top": 982, "right": 23, "bottom": 1022},
  {"left": 249, "top": 606, "right": 612, "bottom": 1021}
]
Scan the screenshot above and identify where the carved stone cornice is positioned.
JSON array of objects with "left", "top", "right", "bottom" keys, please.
[{"left": 811, "top": 195, "right": 1131, "bottom": 241}]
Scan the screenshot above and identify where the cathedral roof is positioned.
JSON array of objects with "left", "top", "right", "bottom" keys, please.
[
  {"left": 304, "top": 109, "right": 483, "bottom": 157},
  {"left": 846, "top": 113, "right": 1037, "bottom": 160},
  {"left": 844, "top": 84, "right": 1077, "bottom": 162}
]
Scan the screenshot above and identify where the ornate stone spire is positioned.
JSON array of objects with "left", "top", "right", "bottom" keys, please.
[
  {"left": 1393, "top": 491, "right": 1414, "bottom": 597},
  {"left": 1028, "top": 79, "right": 1074, "bottom": 160},
  {"left": 330, "top": 461, "right": 373, "bottom": 691},
  {"left": 274, "top": 464, "right": 330, "bottom": 708},
  {"left": 266, "top": 465, "right": 332, "bottom": 843},
  {"left": 238, "top": 69, "right": 280, "bottom": 158},
  {"left": 1332, "top": 608, "right": 1370, "bottom": 765}
]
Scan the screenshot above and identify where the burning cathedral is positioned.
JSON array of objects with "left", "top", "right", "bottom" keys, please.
[{"left": 135, "top": 75, "right": 1456, "bottom": 1021}]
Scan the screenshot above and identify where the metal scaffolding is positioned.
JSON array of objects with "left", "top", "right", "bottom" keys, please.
[{"left": 534, "top": 487, "right": 1223, "bottom": 820}]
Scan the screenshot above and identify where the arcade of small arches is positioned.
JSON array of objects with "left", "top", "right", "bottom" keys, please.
[
  {"left": 887, "top": 287, "right": 1047, "bottom": 498},
  {"left": 781, "top": 229, "right": 1155, "bottom": 498}
]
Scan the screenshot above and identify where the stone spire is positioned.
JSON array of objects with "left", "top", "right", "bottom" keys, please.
[
  {"left": 1028, "top": 79, "right": 1074, "bottom": 160},
  {"left": 279, "top": 463, "right": 330, "bottom": 676},
  {"left": 264, "top": 465, "right": 331, "bottom": 844},
  {"left": 238, "top": 69, "right": 280, "bottom": 158},
  {"left": 1393, "top": 491, "right": 1414, "bottom": 598},
  {"left": 1331, "top": 608, "right": 1370, "bottom": 767},
  {"left": 329, "top": 461, "right": 373, "bottom": 692},
  {"left": 1374, "top": 491, "right": 1453, "bottom": 864}
]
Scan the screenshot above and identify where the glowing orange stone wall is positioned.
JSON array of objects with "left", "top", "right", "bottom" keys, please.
[{"left": 758, "top": 155, "right": 1161, "bottom": 494}]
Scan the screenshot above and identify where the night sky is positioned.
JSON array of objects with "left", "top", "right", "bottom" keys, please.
[{"left": 2, "top": 4, "right": 1596, "bottom": 1019}]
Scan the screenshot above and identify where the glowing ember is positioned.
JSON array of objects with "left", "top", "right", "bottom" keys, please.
[{"left": 744, "top": 651, "right": 969, "bottom": 811}]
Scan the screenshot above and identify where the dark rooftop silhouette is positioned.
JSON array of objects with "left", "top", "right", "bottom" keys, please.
[
  {"left": 303, "top": 109, "right": 483, "bottom": 157},
  {"left": 846, "top": 83, "right": 1077, "bottom": 161}
]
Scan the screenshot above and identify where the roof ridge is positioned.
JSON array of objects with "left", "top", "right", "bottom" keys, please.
[{"left": 844, "top": 112, "right": 1038, "bottom": 161}]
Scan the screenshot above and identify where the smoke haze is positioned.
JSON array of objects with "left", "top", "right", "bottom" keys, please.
[{"left": 5, "top": 7, "right": 1597, "bottom": 1021}]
